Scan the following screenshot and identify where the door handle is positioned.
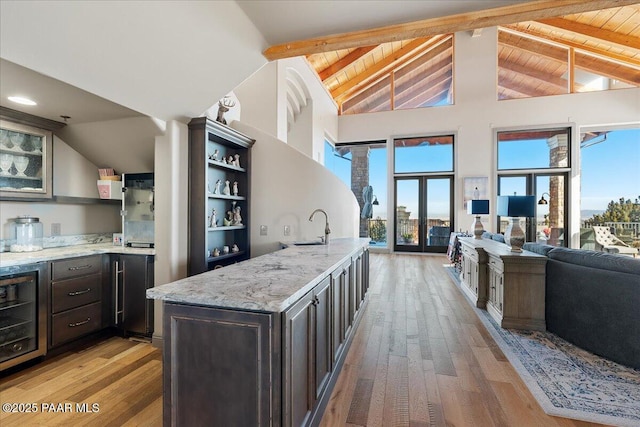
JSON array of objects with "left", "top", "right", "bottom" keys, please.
[{"left": 69, "top": 318, "right": 90, "bottom": 327}]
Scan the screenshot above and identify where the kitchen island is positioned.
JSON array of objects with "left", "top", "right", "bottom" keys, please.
[{"left": 147, "top": 237, "right": 370, "bottom": 427}]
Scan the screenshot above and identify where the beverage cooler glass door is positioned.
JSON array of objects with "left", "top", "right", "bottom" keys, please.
[
  {"left": 0, "top": 263, "right": 47, "bottom": 370},
  {"left": 122, "top": 173, "right": 155, "bottom": 248}
]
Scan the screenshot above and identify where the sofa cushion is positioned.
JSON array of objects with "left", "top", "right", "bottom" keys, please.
[
  {"left": 491, "top": 233, "right": 505, "bottom": 243},
  {"left": 523, "top": 242, "right": 555, "bottom": 256},
  {"left": 548, "top": 247, "right": 640, "bottom": 275}
]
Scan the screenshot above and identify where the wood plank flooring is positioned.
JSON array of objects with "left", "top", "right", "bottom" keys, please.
[
  {"left": 0, "top": 253, "right": 606, "bottom": 426},
  {"left": 319, "top": 254, "right": 606, "bottom": 427}
]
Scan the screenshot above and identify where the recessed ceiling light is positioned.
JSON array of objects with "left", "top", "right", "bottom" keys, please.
[{"left": 8, "top": 96, "right": 37, "bottom": 106}]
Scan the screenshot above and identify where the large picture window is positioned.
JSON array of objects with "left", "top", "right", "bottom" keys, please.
[{"left": 496, "top": 127, "right": 571, "bottom": 246}]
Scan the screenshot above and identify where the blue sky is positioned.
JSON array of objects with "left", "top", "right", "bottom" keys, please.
[{"left": 326, "top": 127, "right": 639, "bottom": 220}]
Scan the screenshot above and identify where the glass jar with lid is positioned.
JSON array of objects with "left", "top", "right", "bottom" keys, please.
[{"left": 9, "top": 216, "right": 44, "bottom": 252}]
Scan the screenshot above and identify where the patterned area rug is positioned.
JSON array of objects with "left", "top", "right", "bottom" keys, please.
[{"left": 444, "top": 265, "right": 640, "bottom": 427}]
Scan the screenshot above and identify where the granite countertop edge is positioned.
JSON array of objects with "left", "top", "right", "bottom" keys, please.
[
  {"left": 0, "top": 243, "right": 155, "bottom": 268},
  {"left": 147, "top": 237, "right": 370, "bottom": 313}
]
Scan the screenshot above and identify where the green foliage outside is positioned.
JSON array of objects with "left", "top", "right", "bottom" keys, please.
[
  {"left": 368, "top": 217, "right": 387, "bottom": 242},
  {"left": 584, "top": 196, "right": 640, "bottom": 224}
]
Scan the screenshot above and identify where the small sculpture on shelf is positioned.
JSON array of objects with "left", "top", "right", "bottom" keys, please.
[
  {"left": 212, "top": 247, "right": 220, "bottom": 257},
  {"left": 232, "top": 181, "right": 238, "bottom": 196},
  {"left": 213, "top": 179, "right": 221, "bottom": 195},
  {"left": 227, "top": 155, "right": 234, "bottom": 165},
  {"left": 222, "top": 156, "right": 228, "bottom": 164},
  {"left": 209, "top": 149, "right": 219, "bottom": 161},
  {"left": 216, "top": 96, "right": 236, "bottom": 125},
  {"left": 234, "top": 154, "right": 240, "bottom": 168},
  {"left": 209, "top": 208, "right": 217, "bottom": 228},
  {"left": 223, "top": 245, "right": 230, "bottom": 254},
  {"left": 223, "top": 210, "right": 233, "bottom": 226},
  {"left": 223, "top": 180, "right": 231, "bottom": 195},
  {"left": 233, "top": 206, "right": 243, "bottom": 226},
  {"left": 231, "top": 243, "right": 239, "bottom": 253}
]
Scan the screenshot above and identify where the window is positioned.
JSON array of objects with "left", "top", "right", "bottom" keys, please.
[
  {"left": 394, "top": 135, "right": 454, "bottom": 174},
  {"left": 341, "top": 36, "right": 454, "bottom": 115},
  {"left": 498, "top": 27, "right": 640, "bottom": 100},
  {"left": 580, "top": 127, "right": 640, "bottom": 250},
  {"left": 324, "top": 141, "right": 388, "bottom": 246},
  {"left": 496, "top": 127, "right": 571, "bottom": 246}
]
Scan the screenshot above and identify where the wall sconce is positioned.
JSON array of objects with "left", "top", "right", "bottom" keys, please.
[
  {"left": 467, "top": 199, "right": 489, "bottom": 239},
  {"left": 372, "top": 196, "right": 379, "bottom": 205},
  {"left": 497, "top": 195, "right": 536, "bottom": 252},
  {"left": 538, "top": 192, "right": 550, "bottom": 205}
]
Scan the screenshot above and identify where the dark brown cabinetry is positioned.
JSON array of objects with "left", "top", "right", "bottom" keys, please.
[
  {"left": 163, "top": 303, "right": 279, "bottom": 426},
  {"left": 111, "top": 254, "right": 154, "bottom": 336},
  {"left": 188, "top": 117, "right": 255, "bottom": 275},
  {"left": 49, "top": 255, "right": 103, "bottom": 348},
  {"left": 283, "top": 276, "right": 332, "bottom": 427},
  {"left": 162, "top": 246, "right": 370, "bottom": 427}
]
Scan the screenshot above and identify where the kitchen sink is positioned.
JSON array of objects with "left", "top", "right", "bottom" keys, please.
[{"left": 293, "top": 241, "right": 324, "bottom": 246}]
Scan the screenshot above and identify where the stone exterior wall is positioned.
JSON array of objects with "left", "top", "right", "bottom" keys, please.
[
  {"left": 350, "top": 146, "right": 370, "bottom": 237},
  {"left": 547, "top": 135, "right": 567, "bottom": 245}
]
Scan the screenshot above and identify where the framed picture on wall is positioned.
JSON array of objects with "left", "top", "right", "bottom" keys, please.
[{"left": 463, "top": 176, "right": 488, "bottom": 210}]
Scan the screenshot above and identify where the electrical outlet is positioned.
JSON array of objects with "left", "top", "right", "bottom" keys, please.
[
  {"left": 51, "top": 223, "right": 61, "bottom": 236},
  {"left": 260, "top": 225, "right": 268, "bottom": 236},
  {"left": 284, "top": 225, "right": 291, "bottom": 236}
]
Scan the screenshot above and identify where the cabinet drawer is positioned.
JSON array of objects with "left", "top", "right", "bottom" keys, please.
[
  {"left": 51, "top": 273, "right": 101, "bottom": 314},
  {"left": 51, "top": 302, "right": 102, "bottom": 347},
  {"left": 461, "top": 245, "right": 478, "bottom": 261},
  {"left": 52, "top": 255, "right": 102, "bottom": 281},
  {"left": 488, "top": 256, "right": 504, "bottom": 272}
]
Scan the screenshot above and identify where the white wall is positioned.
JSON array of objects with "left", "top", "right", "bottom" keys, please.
[
  {"left": 338, "top": 28, "right": 640, "bottom": 246},
  {"left": 152, "top": 120, "right": 189, "bottom": 343},
  {"left": 234, "top": 57, "right": 338, "bottom": 163},
  {"left": 232, "top": 122, "right": 359, "bottom": 258},
  {"left": 1, "top": 136, "right": 120, "bottom": 239},
  {"left": 0, "top": 1, "right": 268, "bottom": 122},
  {"left": 56, "top": 117, "right": 162, "bottom": 174}
]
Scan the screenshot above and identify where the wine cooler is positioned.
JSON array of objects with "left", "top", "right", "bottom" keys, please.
[{"left": 0, "top": 262, "right": 47, "bottom": 371}]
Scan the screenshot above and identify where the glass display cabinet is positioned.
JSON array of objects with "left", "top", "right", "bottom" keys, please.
[{"left": 0, "top": 120, "right": 53, "bottom": 199}]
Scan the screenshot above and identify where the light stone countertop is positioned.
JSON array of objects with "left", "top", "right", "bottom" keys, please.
[
  {"left": 0, "top": 243, "right": 155, "bottom": 268},
  {"left": 147, "top": 237, "right": 370, "bottom": 313}
]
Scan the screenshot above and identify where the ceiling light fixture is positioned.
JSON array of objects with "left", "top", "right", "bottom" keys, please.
[{"left": 8, "top": 96, "right": 37, "bottom": 106}]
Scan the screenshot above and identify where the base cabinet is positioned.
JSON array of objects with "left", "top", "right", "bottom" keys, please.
[
  {"left": 283, "top": 276, "right": 331, "bottom": 427},
  {"left": 111, "top": 254, "right": 154, "bottom": 336},
  {"left": 49, "top": 255, "right": 104, "bottom": 349},
  {"left": 458, "top": 237, "right": 547, "bottom": 331},
  {"left": 163, "top": 304, "right": 278, "bottom": 426},
  {"left": 162, "top": 248, "right": 369, "bottom": 427}
]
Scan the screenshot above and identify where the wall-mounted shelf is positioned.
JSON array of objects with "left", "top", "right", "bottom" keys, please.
[
  {"left": 207, "top": 194, "right": 246, "bottom": 201},
  {"left": 208, "top": 160, "right": 246, "bottom": 173}
]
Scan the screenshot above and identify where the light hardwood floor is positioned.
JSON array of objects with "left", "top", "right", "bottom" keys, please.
[{"left": 0, "top": 254, "right": 605, "bottom": 426}]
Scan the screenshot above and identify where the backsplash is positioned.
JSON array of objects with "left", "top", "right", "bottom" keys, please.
[{"left": 0, "top": 232, "right": 116, "bottom": 252}]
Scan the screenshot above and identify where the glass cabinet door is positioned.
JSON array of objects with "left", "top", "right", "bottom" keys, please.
[{"left": 0, "top": 120, "right": 52, "bottom": 199}]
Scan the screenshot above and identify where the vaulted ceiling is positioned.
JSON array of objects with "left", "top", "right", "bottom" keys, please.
[{"left": 271, "top": 2, "right": 640, "bottom": 114}]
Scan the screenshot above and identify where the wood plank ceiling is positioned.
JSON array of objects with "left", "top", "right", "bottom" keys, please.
[{"left": 301, "top": 4, "right": 640, "bottom": 114}]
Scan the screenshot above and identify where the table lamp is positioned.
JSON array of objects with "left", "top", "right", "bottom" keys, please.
[
  {"left": 467, "top": 199, "right": 489, "bottom": 239},
  {"left": 497, "top": 195, "right": 535, "bottom": 252}
]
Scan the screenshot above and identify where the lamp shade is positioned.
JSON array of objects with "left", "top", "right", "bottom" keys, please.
[
  {"left": 467, "top": 199, "right": 489, "bottom": 215},
  {"left": 497, "top": 195, "right": 535, "bottom": 217}
]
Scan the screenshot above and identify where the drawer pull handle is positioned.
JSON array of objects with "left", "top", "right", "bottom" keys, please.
[
  {"left": 68, "top": 288, "right": 91, "bottom": 296},
  {"left": 68, "top": 318, "right": 91, "bottom": 327},
  {"left": 68, "top": 265, "right": 92, "bottom": 271}
]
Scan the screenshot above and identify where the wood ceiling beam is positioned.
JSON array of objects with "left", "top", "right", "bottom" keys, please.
[
  {"left": 575, "top": 51, "right": 640, "bottom": 85},
  {"left": 317, "top": 46, "right": 377, "bottom": 81},
  {"left": 536, "top": 17, "right": 640, "bottom": 50},
  {"left": 499, "top": 31, "right": 567, "bottom": 62},
  {"left": 395, "top": 75, "right": 452, "bottom": 109},
  {"left": 498, "top": 59, "right": 571, "bottom": 90},
  {"left": 498, "top": 75, "right": 557, "bottom": 97},
  {"left": 334, "top": 36, "right": 451, "bottom": 105},
  {"left": 263, "top": 0, "right": 638, "bottom": 60}
]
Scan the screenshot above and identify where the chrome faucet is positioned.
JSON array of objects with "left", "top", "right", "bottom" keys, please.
[{"left": 309, "top": 209, "right": 331, "bottom": 245}]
